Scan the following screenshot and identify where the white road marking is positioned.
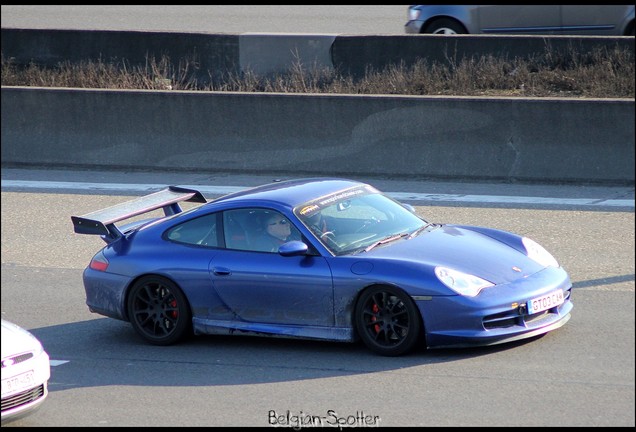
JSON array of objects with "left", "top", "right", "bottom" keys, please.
[{"left": 1, "top": 180, "right": 634, "bottom": 207}]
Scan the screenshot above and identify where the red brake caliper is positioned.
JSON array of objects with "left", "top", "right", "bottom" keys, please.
[
  {"left": 372, "top": 303, "right": 380, "bottom": 333},
  {"left": 170, "top": 299, "right": 178, "bottom": 319}
]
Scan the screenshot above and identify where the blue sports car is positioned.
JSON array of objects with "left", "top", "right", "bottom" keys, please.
[{"left": 71, "top": 178, "right": 573, "bottom": 356}]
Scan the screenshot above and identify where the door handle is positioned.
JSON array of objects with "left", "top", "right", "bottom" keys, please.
[{"left": 212, "top": 267, "right": 231, "bottom": 276}]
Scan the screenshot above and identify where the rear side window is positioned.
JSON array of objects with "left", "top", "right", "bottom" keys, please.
[{"left": 165, "top": 213, "right": 219, "bottom": 247}]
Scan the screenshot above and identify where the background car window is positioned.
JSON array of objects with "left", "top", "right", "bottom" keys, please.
[{"left": 166, "top": 213, "right": 218, "bottom": 246}]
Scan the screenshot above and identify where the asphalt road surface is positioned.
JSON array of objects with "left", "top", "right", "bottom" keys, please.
[{"left": 1, "top": 169, "right": 634, "bottom": 427}]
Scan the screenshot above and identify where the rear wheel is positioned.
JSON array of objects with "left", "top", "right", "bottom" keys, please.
[
  {"left": 355, "top": 286, "right": 422, "bottom": 356},
  {"left": 423, "top": 18, "right": 467, "bottom": 34},
  {"left": 127, "top": 276, "right": 191, "bottom": 345}
]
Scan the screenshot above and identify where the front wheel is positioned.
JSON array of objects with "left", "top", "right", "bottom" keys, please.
[
  {"left": 127, "top": 276, "right": 191, "bottom": 345},
  {"left": 354, "top": 286, "right": 422, "bottom": 356}
]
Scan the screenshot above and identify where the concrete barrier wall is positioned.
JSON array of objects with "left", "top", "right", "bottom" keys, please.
[
  {"left": 2, "top": 28, "right": 634, "bottom": 80},
  {"left": 1, "top": 29, "right": 634, "bottom": 183},
  {"left": 2, "top": 87, "right": 633, "bottom": 184},
  {"left": 331, "top": 34, "right": 635, "bottom": 77},
  {"left": 1, "top": 29, "right": 241, "bottom": 84}
]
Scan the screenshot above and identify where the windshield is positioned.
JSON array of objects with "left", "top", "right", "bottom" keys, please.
[{"left": 294, "top": 185, "right": 428, "bottom": 255}]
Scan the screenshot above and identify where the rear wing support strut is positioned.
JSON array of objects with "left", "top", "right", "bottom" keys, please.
[{"left": 71, "top": 186, "right": 207, "bottom": 242}]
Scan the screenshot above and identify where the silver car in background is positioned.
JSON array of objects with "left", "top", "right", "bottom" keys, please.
[
  {"left": 1, "top": 319, "right": 50, "bottom": 424},
  {"left": 405, "top": 5, "right": 635, "bottom": 36}
]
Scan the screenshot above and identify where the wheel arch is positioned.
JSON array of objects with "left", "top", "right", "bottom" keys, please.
[
  {"left": 122, "top": 273, "right": 193, "bottom": 322},
  {"left": 351, "top": 282, "right": 427, "bottom": 340},
  {"left": 421, "top": 16, "right": 469, "bottom": 34}
]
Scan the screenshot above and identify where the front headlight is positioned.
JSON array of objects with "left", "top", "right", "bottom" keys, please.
[
  {"left": 522, "top": 237, "right": 559, "bottom": 268},
  {"left": 435, "top": 267, "right": 494, "bottom": 297}
]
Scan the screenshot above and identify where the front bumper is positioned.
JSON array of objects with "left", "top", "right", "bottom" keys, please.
[
  {"left": 1, "top": 350, "right": 50, "bottom": 424},
  {"left": 415, "top": 266, "right": 573, "bottom": 349}
]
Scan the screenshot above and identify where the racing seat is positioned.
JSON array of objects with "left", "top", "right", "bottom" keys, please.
[{"left": 224, "top": 214, "right": 249, "bottom": 250}]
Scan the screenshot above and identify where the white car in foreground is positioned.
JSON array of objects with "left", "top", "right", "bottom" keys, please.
[{"left": 1, "top": 319, "right": 50, "bottom": 424}]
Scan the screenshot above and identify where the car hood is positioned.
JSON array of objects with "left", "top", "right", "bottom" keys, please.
[
  {"left": 364, "top": 224, "right": 545, "bottom": 284},
  {"left": 1, "top": 319, "right": 43, "bottom": 359}
]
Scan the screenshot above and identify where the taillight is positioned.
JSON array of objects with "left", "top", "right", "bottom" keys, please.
[{"left": 89, "top": 251, "right": 109, "bottom": 271}]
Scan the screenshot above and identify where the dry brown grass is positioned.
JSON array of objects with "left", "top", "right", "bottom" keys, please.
[{"left": 2, "top": 44, "right": 634, "bottom": 98}]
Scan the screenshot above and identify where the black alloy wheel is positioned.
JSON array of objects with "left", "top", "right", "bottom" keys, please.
[
  {"left": 355, "top": 286, "right": 422, "bottom": 356},
  {"left": 127, "top": 276, "right": 191, "bottom": 345}
]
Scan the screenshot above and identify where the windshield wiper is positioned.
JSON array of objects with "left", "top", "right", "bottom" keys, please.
[
  {"left": 364, "top": 232, "right": 410, "bottom": 253},
  {"left": 408, "top": 223, "right": 433, "bottom": 239}
]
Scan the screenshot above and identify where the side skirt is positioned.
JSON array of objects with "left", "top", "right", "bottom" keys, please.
[{"left": 192, "top": 317, "right": 355, "bottom": 342}]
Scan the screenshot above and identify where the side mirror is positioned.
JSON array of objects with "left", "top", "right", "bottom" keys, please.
[{"left": 278, "top": 240, "right": 309, "bottom": 257}]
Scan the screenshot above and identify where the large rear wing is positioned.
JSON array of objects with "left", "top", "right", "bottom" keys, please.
[{"left": 71, "top": 186, "right": 207, "bottom": 242}]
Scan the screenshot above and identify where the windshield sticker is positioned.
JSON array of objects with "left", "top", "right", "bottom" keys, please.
[
  {"left": 318, "top": 188, "right": 365, "bottom": 206},
  {"left": 296, "top": 185, "right": 379, "bottom": 218},
  {"left": 299, "top": 204, "right": 320, "bottom": 216}
]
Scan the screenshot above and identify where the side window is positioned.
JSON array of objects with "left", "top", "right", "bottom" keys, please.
[
  {"left": 165, "top": 213, "right": 219, "bottom": 247},
  {"left": 223, "top": 209, "right": 254, "bottom": 250},
  {"left": 223, "top": 208, "right": 303, "bottom": 253}
]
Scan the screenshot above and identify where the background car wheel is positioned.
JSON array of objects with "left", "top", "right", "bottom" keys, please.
[
  {"left": 423, "top": 18, "right": 467, "bottom": 34},
  {"left": 127, "top": 276, "right": 191, "bottom": 345},
  {"left": 354, "top": 286, "right": 422, "bottom": 356}
]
